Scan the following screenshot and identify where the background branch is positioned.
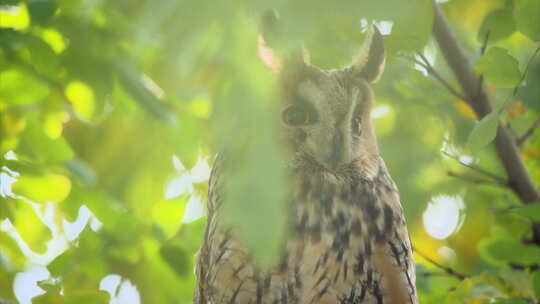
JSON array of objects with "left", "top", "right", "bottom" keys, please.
[
  {"left": 414, "top": 247, "right": 468, "bottom": 280},
  {"left": 431, "top": 0, "right": 540, "bottom": 244},
  {"left": 517, "top": 117, "right": 540, "bottom": 146}
]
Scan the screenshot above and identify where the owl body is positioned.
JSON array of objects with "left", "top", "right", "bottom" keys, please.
[{"left": 194, "top": 27, "right": 417, "bottom": 304}]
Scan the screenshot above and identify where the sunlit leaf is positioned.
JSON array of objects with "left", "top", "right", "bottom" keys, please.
[
  {"left": 43, "top": 111, "right": 66, "bottom": 139},
  {"left": 12, "top": 173, "right": 71, "bottom": 202},
  {"left": 0, "top": 69, "right": 50, "bottom": 104},
  {"left": 515, "top": 0, "right": 540, "bottom": 41},
  {"left": 65, "top": 81, "right": 95, "bottom": 121},
  {"left": 37, "top": 28, "right": 66, "bottom": 53},
  {"left": 467, "top": 112, "right": 499, "bottom": 153},
  {"left": 0, "top": 3, "right": 30, "bottom": 30},
  {"left": 152, "top": 197, "right": 186, "bottom": 239}
]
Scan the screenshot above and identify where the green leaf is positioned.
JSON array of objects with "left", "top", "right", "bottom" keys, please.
[
  {"left": 24, "top": 35, "right": 59, "bottom": 77},
  {"left": 0, "top": 69, "right": 50, "bottom": 104},
  {"left": 19, "top": 118, "right": 74, "bottom": 163},
  {"left": 478, "top": 9, "right": 516, "bottom": 42},
  {"left": 159, "top": 242, "right": 191, "bottom": 277},
  {"left": 27, "top": 0, "right": 57, "bottom": 25},
  {"left": 512, "top": 203, "right": 540, "bottom": 221},
  {"left": 476, "top": 47, "right": 521, "bottom": 88},
  {"left": 467, "top": 112, "right": 499, "bottom": 152},
  {"left": 12, "top": 173, "right": 71, "bottom": 203},
  {"left": 481, "top": 238, "right": 540, "bottom": 265},
  {"left": 515, "top": 0, "right": 540, "bottom": 41}
]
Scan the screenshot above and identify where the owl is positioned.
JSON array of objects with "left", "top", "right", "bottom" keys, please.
[{"left": 194, "top": 19, "right": 418, "bottom": 304}]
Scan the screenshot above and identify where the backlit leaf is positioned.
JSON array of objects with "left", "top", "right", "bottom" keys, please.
[
  {"left": 12, "top": 173, "right": 71, "bottom": 203},
  {"left": 476, "top": 47, "right": 521, "bottom": 88},
  {"left": 515, "top": 0, "right": 540, "bottom": 41},
  {"left": 467, "top": 112, "right": 499, "bottom": 153}
]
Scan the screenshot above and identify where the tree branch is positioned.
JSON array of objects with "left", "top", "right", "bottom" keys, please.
[
  {"left": 414, "top": 247, "right": 467, "bottom": 280},
  {"left": 517, "top": 117, "right": 540, "bottom": 146},
  {"left": 431, "top": 1, "right": 540, "bottom": 244},
  {"left": 404, "top": 54, "right": 469, "bottom": 101},
  {"left": 447, "top": 171, "right": 509, "bottom": 188},
  {"left": 442, "top": 151, "right": 507, "bottom": 183}
]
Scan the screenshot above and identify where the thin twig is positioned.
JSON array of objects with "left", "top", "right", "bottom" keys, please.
[
  {"left": 442, "top": 151, "right": 508, "bottom": 184},
  {"left": 413, "top": 53, "right": 469, "bottom": 102},
  {"left": 447, "top": 171, "right": 509, "bottom": 188},
  {"left": 476, "top": 31, "right": 490, "bottom": 98},
  {"left": 413, "top": 247, "right": 467, "bottom": 280},
  {"left": 517, "top": 117, "right": 540, "bottom": 146}
]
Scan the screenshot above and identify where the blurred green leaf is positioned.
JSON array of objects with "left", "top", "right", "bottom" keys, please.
[
  {"left": 0, "top": 69, "right": 50, "bottom": 104},
  {"left": 12, "top": 173, "right": 71, "bottom": 202},
  {"left": 481, "top": 238, "right": 540, "bottom": 265},
  {"left": 511, "top": 203, "right": 540, "bottom": 221},
  {"left": 25, "top": 34, "right": 60, "bottom": 77},
  {"left": 27, "top": 0, "right": 57, "bottom": 25},
  {"left": 115, "top": 62, "right": 176, "bottom": 124},
  {"left": 468, "top": 112, "right": 499, "bottom": 153},
  {"left": 160, "top": 241, "right": 191, "bottom": 278},
  {"left": 19, "top": 118, "right": 74, "bottom": 163},
  {"left": 515, "top": 0, "right": 540, "bottom": 41},
  {"left": 478, "top": 9, "right": 516, "bottom": 42},
  {"left": 476, "top": 47, "right": 521, "bottom": 88}
]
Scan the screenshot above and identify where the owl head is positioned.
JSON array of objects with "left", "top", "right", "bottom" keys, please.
[{"left": 259, "top": 16, "right": 386, "bottom": 174}]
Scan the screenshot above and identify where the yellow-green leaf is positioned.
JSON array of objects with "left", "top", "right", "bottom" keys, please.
[{"left": 12, "top": 173, "right": 71, "bottom": 203}]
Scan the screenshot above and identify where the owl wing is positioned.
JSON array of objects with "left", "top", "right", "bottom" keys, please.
[
  {"left": 194, "top": 154, "right": 224, "bottom": 303},
  {"left": 372, "top": 162, "right": 418, "bottom": 304}
]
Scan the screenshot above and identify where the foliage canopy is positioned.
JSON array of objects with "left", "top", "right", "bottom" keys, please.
[{"left": 1, "top": 0, "right": 540, "bottom": 303}]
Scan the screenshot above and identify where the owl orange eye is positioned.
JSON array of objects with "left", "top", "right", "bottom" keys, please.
[{"left": 282, "top": 104, "right": 314, "bottom": 126}]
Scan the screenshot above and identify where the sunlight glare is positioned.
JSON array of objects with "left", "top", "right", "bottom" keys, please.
[{"left": 423, "top": 195, "right": 465, "bottom": 239}]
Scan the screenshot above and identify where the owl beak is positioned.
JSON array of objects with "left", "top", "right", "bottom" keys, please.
[{"left": 327, "top": 131, "right": 343, "bottom": 169}]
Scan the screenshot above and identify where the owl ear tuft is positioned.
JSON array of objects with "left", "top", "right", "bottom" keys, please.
[{"left": 353, "top": 26, "right": 385, "bottom": 83}]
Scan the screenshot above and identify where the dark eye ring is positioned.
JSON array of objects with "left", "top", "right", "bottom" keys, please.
[{"left": 282, "top": 104, "right": 314, "bottom": 126}]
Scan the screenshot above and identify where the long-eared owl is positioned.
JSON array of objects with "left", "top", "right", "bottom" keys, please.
[{"left": 194, "top": 16, "right": 418, "bottom": 304}]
